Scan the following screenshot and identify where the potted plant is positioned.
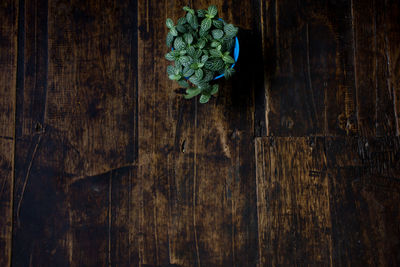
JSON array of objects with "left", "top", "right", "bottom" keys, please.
[{"left": 165, "top": 5, "right": 239, "bottom": 103}]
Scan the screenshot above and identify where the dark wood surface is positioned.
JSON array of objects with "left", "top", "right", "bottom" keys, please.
[{"left": 0, "top": 0, "right": 399, "bottom": 266}]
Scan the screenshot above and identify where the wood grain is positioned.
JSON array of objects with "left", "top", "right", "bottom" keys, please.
[
  {"left": 138, "top": 0, "right": 260, "bottom": 265},
  {"left": 352, "top": 0, "right": 398, "bottom": 136},
  {"left": 137, "top": 1, "right": 184, "bottom": 264},
  {"left": 1, "top": 0, "right": 399, "bottom": 265},
  {"left": 385, "top": 0, "right": 400, "bottom": 135},
  {"left": 0, "top": 0, "right": 17, "bottom": 266},
  {"left": 255, "top": 137, "right": 332, "bottom": 266},
  {"left": 12, "top": 0, "right": 138, "bottom": 265},
  {"left": 326, "top": 137, "right": 400, "bottom": 266},
  {"left": 256, "top": 137, "right": 400, "bottom": 266},
  {"left": 262, "top": 0, "right": 359, "bottom": 136}
]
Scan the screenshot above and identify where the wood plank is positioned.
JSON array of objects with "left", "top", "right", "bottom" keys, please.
[
  {"left": 138, "top": 0, "right": 260, "bottom": 265},
  {"left": 326, "top": 137, "right": 400, "bottom": 266},
  {"left": 46, "top": 0, "right": 137, "bottom": 175},
  {"left": 255, "top": 137, "right": 332, "bottom": 266},
  {"left": 0, "top": 0, "right": 17, "bottom": 266},
  {"left": 110, "top": 166, "right": 140, "bottom": 266},
  {"left": 15, "top": 0, "right": 48, "bottom": 138},
  {"left": 137, "top": 1, "right": 187, "bottom": 264},
  {"left": 190, "top": 1, "right": 259, "bottom": 265},
  {"left": 263, "top": 0, "right": 358, "bottom": 136},
  {"left": 385, "top": 0, "right": 400, "bottom": 135},
  {"left": 352, "top": 0, "right": 398, "bottom": 136},
  {"left": 12, "top": 0, "right": 138, "bottom": 265},
  {"left": 255, "top": 137, "right": 400, "bottom": 266}
]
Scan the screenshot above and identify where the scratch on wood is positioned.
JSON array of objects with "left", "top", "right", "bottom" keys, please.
[
  {"left": 0, "top": 177, "right": 7, "bottom": 200},
  {"left": 383, "top": 7, "right": 399, "bottom": 135},
  {"left": 193, "top": 101, "right": 200, "bottom": 267},
  {"left": 306, "top": 23, "right": 318, "bottom": 127},
  {"left": 66, "top": 163, "right": 137, "bottom": 187},
  {"left": 108, "top": 171, "right": 112, "bottom": 267},
  {"left": 344, "top": 86, "right": 357, "bottom": 134},
  {"left": 153, "top": 173, "right": 159, "bottom": 266},
  {"left": 16, "top": 132, "right": 42, "bottom": 227},
  {"left": 275, "top": 0, "right": 280, "bottom": 72},
  {"left": 372, "top": 6, "right": 379, "bottom": 134},
  {"left": 255, "top": 138, "right": 265, "bottom": 265},
  {"left": 350, "top": 0, "right": 360, "bottom": 133}
]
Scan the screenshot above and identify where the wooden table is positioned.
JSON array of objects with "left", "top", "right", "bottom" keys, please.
[{"left": 1, "top": 0, "right": 399, "bottom": 266}]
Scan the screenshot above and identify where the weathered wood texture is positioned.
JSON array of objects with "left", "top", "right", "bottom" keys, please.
[
  {"left": 261, "top": 0, "right": 400, "bottom": 136},
  {"left": 255, "top": 137, "right": 331, "bottom": 266},
  {"left": 256, "top": 137, "right": 400, "bottom": 266},
  {"left": 0, "top": 0, "right": 399, "bottom": 266},
  {"left": 12, "top": 0, "right": 138, "bottom": 266},
  {"left": 138, "top": 0, "right": 260, "bottom": 265},
  {"left": 0, "top": 1, "right": 17, "bottom": 266}
]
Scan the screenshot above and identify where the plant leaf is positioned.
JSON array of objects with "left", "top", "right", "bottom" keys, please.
[
  {"left": 167, "top": 65, "right": 175, "bottom": 75},
  {"left": 169, "top": 74, "right": 181, "bottom": 81},
  {"left": 190, "top": 63, "right": 198, "bottom": 70},
  {"left": 184, "top": 87, "right": 202, "bottom": 99},
  {"left": 204, "top": 59, "right": 224, "bottom": 71},
  {"left": 170, "top": 50, "right": 180, "bottom": 56},
  {"left": 178, "top": 17, "right": 187, "bottom": 25},
  {"left": 197, "top": 9, "right": 206, "bottom": 17},
  {"left": 196, "top": 39, "right": 206, "bottom": 49},
  {"left": 165, "top": 52, "right": 175, "bottom": 61},
  {"left": 207, "top": 5, "right": 218, "bottom": 18},
  {"left": 176, "top": 24, "right": 187, "bottom": 33},
  {"left": 166, "top": 18, "right": 174, "bottom": 29},
  {"left": 195, "top": 69, "right": 204, "bottom": 80},
  {"left": 174, "top": 65, "right": 181, "bottom": 75},
  {"left": 178, "top": 79, "right": 189, "bottom": 87},
  {"left": 182, "top": 65, "right": 191, "bottom": 74},
  {"left": 186, "top": 12, "right": 194, "bottom": 25},
  {"left": 209, "top": 49, "right": 222, "bottom": 58},
  {"left": 191, "top": 15, "right": 199, "bottom": 29},
  {"left": 224, "top": 67, "right": 235, "bottom": 79},
  {"left": 183, "top": 33, "right": 193, "bottom": 45},
  {"left": 170, "top": 27, "right": 178, "bottom": 36},
  {"left": 187, "top": 46, "right": 196, "bottom": 57},
  {"left": 166, "top": 33, "right": 174, "bottom": 47},
  {"left": 213, "top": 19, "right": 224, "bottom": 29},
  {"left": 174, "top": 37, "right": 186, "bottom": 50},
  {"left": 222, "top": 37, "right": 235, "bottom": 51},
  {"left": 222, "top": 54, "right": 235, "bottom": 64},
  {"left": 179, "top": 56, "right": 191, "bottom": 65},
  {"left": 199, "top": 28, "right": 208, "bottom": 37},
  {"left": 201, "top": 55, "right": 208, "bottom": 63},
  {"left": 211, "top": 29, "right": 224, "bottom": 39},
  {"left": 200, "top": 18, "right": 212, "bottom": 32},
  {"left": 183, "top": 6, "right": 195, "bottom": 14},
  {"left": 189, "top": 75, "right": 201, "bottom": 85},
  {"left": 198, "top": 82, "right": 210, "bottom": 90},
  {"left": 211, "top": 40, "right": 220, "bottom": 47},
  {"left": 199, "top": 94, "right": 211, "bottom": 103},
  {"left": 203, "top": 71, "right": 214, "bottom": 82},
  {"left": 224, "top": 24, "right": 238, "bottom": 38},
  {"left": 210, "top": 84, "right": 219, "bottom": 95},
  {"left": 194, "top": 49, "right": 202, "bottom": 59},
  {"left": 186, "top": 12, "right": 198, "bottom": 29},
  {"left": 183, "top": 68, "right": 195, "bottom": 77},
  {"left": 175, "top": 61, "right": 182, "bottom": 71}
]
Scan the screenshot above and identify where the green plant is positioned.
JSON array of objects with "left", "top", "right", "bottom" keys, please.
[{"left": 165, "top": 5, "right": 239, "bottom": 103}]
